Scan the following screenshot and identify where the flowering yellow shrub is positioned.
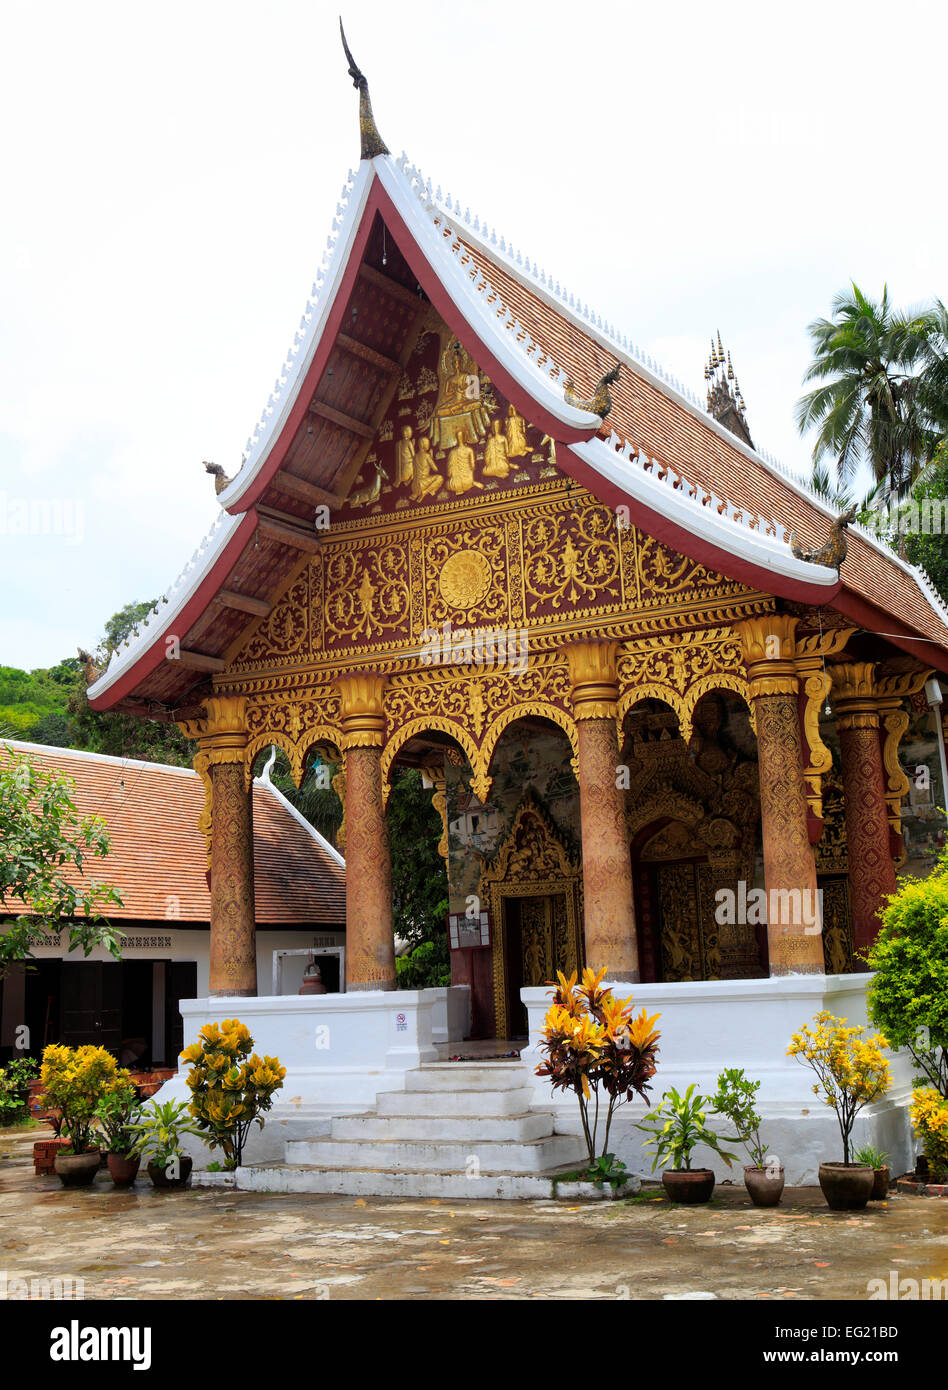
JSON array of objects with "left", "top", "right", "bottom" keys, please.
[
  {"left": 909, "top": 1087, "right": 948, "bottom": 1180},
  {"left": 787, "top": 1011, "right": 891, "bottom": 1163},
  {"left": 39, "top": 1044, "right": 131, "bottom": 1154},
  {"left": 182, "top": 1018, "right": 286, "bottom": 1168}
]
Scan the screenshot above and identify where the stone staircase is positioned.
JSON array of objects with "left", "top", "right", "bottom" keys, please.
[{"left": 237, "top": 1060, "right": 594, "bottom": 1199}]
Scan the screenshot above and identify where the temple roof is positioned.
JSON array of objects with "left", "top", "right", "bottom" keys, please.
[
  {"left": 0, "top": 742, "right": 345, "bottom": 925},
  {"left": 87, "top": 126, "right": 948, "bottom": 711}
]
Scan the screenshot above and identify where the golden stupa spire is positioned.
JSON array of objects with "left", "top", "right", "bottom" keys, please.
[{"left": 339, "top": 17, "right": 390, "bottom": 161}]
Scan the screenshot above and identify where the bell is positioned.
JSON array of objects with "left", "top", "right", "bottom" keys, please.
[{"left": 299, "top": 961, "right": 327, "bottom": 996}]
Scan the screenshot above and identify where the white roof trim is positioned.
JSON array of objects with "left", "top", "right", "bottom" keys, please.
[
  {"left": 0, "top": 739, "right": 197, "bottom": 777},
  {"left": 87, "top": 508, "right": 246, "bottom": 702},
  {"left": 574, "top": 435, "right": 840, "bottom": 588},
  {"left": 255, "top": 774, "right": 346, "bottom": 870}
]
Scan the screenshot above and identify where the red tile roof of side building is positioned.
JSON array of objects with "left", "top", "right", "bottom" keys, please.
[{"left": 0, "top": 741, "right": 345, "bottom": 926}]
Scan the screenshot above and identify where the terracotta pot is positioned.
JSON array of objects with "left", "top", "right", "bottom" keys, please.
[
  {"left": 107, "top": 1152, "right": 141, "bottom": 1187},
  {"left": 744, "top": 1164, "right": 785, "bottom": 1207},
  {"left": 662, "top": 1168, "right": 715, "bottom": 1204},
  {"left": 54, "top": 1151, "right": 101, "bottom": 1188},
  {"left": 147, "top": 1156, "right": 192, "bottom": 1190},
  {"left": 818, "top": 1162, "right": 875, "bottom": 1211},
  {"left": 869, "top": 1165, "right": 890, "bottom": 1200}
]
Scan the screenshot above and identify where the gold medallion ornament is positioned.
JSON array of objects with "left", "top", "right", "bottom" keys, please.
[{"left": 438, "top": 549, "right": 492, "bottom": 611}]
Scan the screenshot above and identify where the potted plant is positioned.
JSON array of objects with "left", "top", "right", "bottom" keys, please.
[
  {"left": 636, "top": 1083, "right": 738, "bottom": 1203},
  {"left": 787, "top": 1011, "right": 891, "bottom": 1210},
  {"left": 535, "top": 970, "right": 661, "bottom": 1187},
  {"left": 180, "top": 1018, "right": 286, "bottom": 1169},
  {"left": 38, "top": 1044, "right": 130, "bottom": 1187},
  {"left": 712, "top": 1068, "right": 784, "bottom": 1206},
  {"left": 129, "top": 1099, "right": 204, "bottom": 1189},
  {"left": 0, "top": 1057, "right": 39, "bottom": 1127},
  {"left": 908, "top": 1088, "right": 948, "bottom": 1185},
  {"left": 95, "top": 1082, "right": 142, "bottom": 1187},
  {"left": 853, "top": 1144, "right": 890, "bottom": 1200}
]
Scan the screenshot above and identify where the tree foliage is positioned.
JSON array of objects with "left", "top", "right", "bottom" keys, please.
[
  {"left": 865, "top": 856, "right": 948, "bottom": 1097},
  {"left": 0, "top": 746, "right": 124, "bottom": 977}
]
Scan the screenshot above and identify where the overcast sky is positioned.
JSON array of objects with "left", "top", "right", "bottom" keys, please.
[{"left": 2, "top": 0, "right": 945, "bottom": 670}]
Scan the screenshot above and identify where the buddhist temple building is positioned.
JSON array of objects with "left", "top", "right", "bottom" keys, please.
[{"left": 86, "top": 33, "right": 948, "bottom": 1058}]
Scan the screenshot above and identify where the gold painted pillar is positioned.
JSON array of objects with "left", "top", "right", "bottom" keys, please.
[
  {"left": 566, "top": 641, "right": 639, "bottom": 982},
  {"left": 336, "top": 672, "right": 396, "bottom": 991},
  {"left": 828, "top": 662, "right": 897, "bottom": 963},
  {"left": 734, "top": 616, "right": 824, "bottom": 975},
  {"left": 200, "top": 696, "right": 257, "bottom": 997}
]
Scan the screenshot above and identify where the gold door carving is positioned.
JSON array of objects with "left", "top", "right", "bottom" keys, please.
[{"left": 479, "top": 795, "right": 583, "bottom": 1037}]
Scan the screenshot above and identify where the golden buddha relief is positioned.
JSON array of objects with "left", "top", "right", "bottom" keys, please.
[{"left": 429, "top": 338, "right": 491, "bottom": 451}]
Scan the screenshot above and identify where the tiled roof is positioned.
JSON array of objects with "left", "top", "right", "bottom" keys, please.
[
  {"left": 454, "top": 232, "right": 948, "bottom": 652},
  {"left": 0, "top": 742, "right": 345, "bottom": 926}
]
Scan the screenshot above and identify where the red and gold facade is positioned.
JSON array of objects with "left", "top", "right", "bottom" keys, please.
[{"left": 168, "top": 304, "right": 930, "bottom": 1029}]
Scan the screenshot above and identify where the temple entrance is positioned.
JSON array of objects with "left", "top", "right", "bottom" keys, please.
[
  {"left": 479, "top": 796, "right": 583, "bottom": 1037},
  {"left": 501, "top": 892, "right": 568, "bottom": 1036},
  {"left": 634, "top": 822, "right": 710, "bottom": 982}
]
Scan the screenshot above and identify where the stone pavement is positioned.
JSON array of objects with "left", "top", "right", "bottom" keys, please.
[{"left": 2, "top": 1126, "right": 946, "bottom": 1301}]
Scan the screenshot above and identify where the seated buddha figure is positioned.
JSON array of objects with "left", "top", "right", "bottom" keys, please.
[
  {"left": 410, "top": 436, "right": 443, "bottom": 501},
  {"left": 446, "top": 427, "right": 483, "bottom": 495},
  {"left": 429, "top": 341, "right": 491, "bottom": 450},
  {"left": 482, "top": 418, "right": 510, "bottom": 478}
]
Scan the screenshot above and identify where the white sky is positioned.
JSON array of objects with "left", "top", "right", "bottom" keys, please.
[{"left": 1, "top": 0, "right": 945, "bottom": 670}]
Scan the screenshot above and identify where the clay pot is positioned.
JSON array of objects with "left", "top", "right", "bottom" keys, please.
[
  {"left": 54, "top": 1151, "right": 102, "bottom": 1188},
  {"left": 147, "top": 1156, "right": 192, "bottom": 1190},
  {"left": 818, "top": 1162, "right": 875, "bottom": 1211},
  {"left": 869, "top": 1166, "right": 890, "bottom": 1200},
  {"left": 107, "top": 1152, "right": 141, "bottom": 1188},
  {"left": 744, "top": 1164, "right": 785, "bottom": 1207},
  {"left": 662, "top": 1168, "right": 715, "bottom": 1204}
]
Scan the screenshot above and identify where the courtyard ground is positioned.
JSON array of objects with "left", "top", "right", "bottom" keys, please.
[{"left": 1, "top": 1125, "right": 946, "bottom": 1301}]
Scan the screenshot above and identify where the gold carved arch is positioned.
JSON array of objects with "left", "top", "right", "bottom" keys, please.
[
  {"left": 628, "top": 790, "right": 706, "bottom": 840},
  {"left": 480, "top": 702, "right": 579, "bottom": 787},
  {"left": 619, "top": 684, "right": 687, "bottom": 735},
  {"left": 380, "top": 716, "right": 484, "bottom": 806}
]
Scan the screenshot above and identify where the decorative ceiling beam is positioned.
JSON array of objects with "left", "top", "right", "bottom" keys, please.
[
  {"left": 358, "top": 261, "right": 425, "bottom": 310},
  {"left": 273, "top": 470, "right": 340, "bottom": 508},
  {"left": 336, "top": 332, "right": 401, "bottom": 374},
  {"left": 177, "top": 649, "right": 227, "bottom": 673},
  {"left": 308, "top": 399, "right": 375, "bottom": 439},
  {"left": 256, "top": 516, "right": 322, "bottom": 554},
  {"left": 216, "top": 589, "right": 272, "bottom": 619}
]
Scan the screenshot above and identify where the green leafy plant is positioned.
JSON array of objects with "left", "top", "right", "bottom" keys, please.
[
  {"left": 853, "top": 1143, "right": 889, "bottom": 1170},
  {"left": 636, "top": 1083, "right": 738, "bottom": 1172},
  {"left": 181, "top": 1019, "right": 286, "bottom": 1169},
  {"left": 38, "top": 1044, "right": 130, "bottom": 1154},
  {"left": 787, "top": 1012, "right": 891, "bottom": 1164},
  {"left": 94, "top": 1082, "right": 141, "bottom": 1155},
  {"left": 865, "top": 856, "right": 948, "bottom": 1097},
  {"left": 128, "top": 1099, "right": 204, "bottom": 1168},
  {"left": 711, "top": 1068, "right": 775, "bottom": 1170},
  {"left": 0, "top": 745, "right": 124, "bottom": 977},
  {"left": 0, "top": 1056, "right": 39, "bottom": 1126}
]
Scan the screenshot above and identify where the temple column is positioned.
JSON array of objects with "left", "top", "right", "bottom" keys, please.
[
  {"left": 566, "top": 641, "right": 639, "bottom": 982},
  {"left": 199, "top": 696, "right": 257, "bottom": 997},
  {"left": 336, "top": 672, "right": 396, "bottom": 992},
  {"left": 828, "top": 662, "right": 897, "bottom": 963},
  {"left": 734, "top": 616, "right": 824, "bottom": 975}
]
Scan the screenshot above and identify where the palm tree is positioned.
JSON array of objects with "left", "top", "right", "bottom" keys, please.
[{"left": 795, "top": 284, "right": 939, "bottom": 506}]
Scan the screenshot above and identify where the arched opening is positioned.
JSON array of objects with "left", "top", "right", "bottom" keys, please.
[{"left": 622, "top": 690, "right": 765, "bottom": 982}]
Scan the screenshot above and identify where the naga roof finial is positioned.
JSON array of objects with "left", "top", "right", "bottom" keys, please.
[{"left": 339, "top": 17, "right": 390, "bottom": 161}]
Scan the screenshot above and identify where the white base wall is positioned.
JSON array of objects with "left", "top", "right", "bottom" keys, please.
[
  {"left": 149, "top": 986, "right": 470, "bottom": 1166},
  {"left": 520, "top": 973, "right": 915, "bottom": 1186}
]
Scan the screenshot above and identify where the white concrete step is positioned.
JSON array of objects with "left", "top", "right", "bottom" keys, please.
[
  {"left": 376, "top": 1085, "right": 536, "bottom": 1118},
  {"left": 404, "top": 1063, "right": 528, "bottom": 1092},
  {"left": 286, "top": 1133, "right": 586, "bottom": 1174},
  {"left": 331, "top": 1110, "right": 553, "bottom": 1143},
  {"left": 237, "top": 1163, "right": 637, "bottom": 1201}
]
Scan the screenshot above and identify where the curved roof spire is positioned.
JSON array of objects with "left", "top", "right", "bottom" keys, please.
[{"left": 339, "top": 17, "right": 390, "bottom": 160}]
